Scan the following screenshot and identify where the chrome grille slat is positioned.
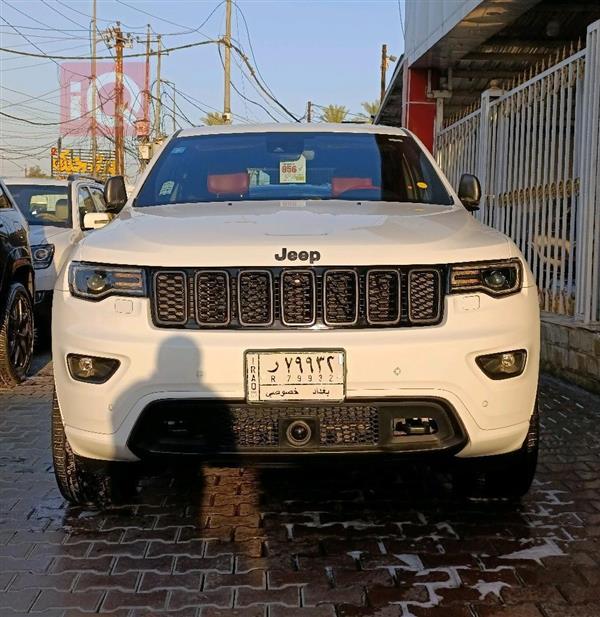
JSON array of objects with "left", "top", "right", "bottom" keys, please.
[{"left": 151, "top": 266, "right": 444, "bottom": 329}]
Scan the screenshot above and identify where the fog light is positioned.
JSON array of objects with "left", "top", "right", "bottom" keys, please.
[
  {"left": 476, "top": 349, "right": 527, "bottom": 380},
  {"left": 67, "top": 354, "right": 120, "bottom": 384}
]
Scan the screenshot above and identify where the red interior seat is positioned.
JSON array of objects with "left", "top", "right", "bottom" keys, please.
[
  {"left": 207, "top": 172, "right": 249, "bottom": 196},
  {"left": 332, "top": 177, "right": 375, "bottom": 197}
]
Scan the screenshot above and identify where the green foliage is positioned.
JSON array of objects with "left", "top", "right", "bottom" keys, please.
[
  {"left": 360, "top": 100, "right": 380, "bottom": 122},
  {"left": 319, "top": 104, "right": 349, "bottom": 123},
  {"left": 203, "top": 112, "right": 228, "bottom": 126},
  {"left": 25, "top": 165, "right": 49, "bottom": 178}
]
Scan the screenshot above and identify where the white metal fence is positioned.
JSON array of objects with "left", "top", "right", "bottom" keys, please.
[{"left": 435, "top": 19, "right": 600, "bottom": 323}]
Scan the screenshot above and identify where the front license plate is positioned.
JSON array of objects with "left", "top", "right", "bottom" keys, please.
[{"left": 245, "top": 350, "right": 346, "bottom": 403}]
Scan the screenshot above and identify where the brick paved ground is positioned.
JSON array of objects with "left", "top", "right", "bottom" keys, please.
[{"left": 1, "top": 356, "right": 600, "bottom": 617}]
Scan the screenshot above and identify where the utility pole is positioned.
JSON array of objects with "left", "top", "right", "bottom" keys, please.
[
  {"left": 380, "top": 44, "right": 387, "bottom": 105},
  {"left": 223, "top": 0, "right": 232, "bottom": 123},
  {"left": 90, "top": 0, "right": 97, "bottom": 175},
  {"left": 380, "top": 44, "right": 397, "bottom": 105},
  {"left": 154, "top": 35, "right": 162, "bottom": 139},
  {"left": 171, "top": 83, "right": 176, "bottom": 133},
  {"left": 307, "top": 101, "right": 312, "bottom": 123},
  {"left": 102, "top": 23, "right": 132, "bottom": 176},
  {"left": 114, "top": 22, "right": 125, "bottom": 176},
  {"left": 144, "top": 24, "right": 151, "bottom": 136}
]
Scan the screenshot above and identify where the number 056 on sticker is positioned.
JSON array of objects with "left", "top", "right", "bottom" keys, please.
[{"left": 245, "top": 350, "right": 346, "bottom": 403}]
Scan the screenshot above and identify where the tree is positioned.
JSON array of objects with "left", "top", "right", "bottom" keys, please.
[
  {"left": 319, "top": 104, "right": 349, "bottom": 123},
  {"left": 360, "top": 100, "right": 380, "bottom": 123},
  {"left": 25, "top": 164, "right": 49, "bottom": 178},
  {"left": 202, "top": 112, "right": 228, "bottom": 126}
]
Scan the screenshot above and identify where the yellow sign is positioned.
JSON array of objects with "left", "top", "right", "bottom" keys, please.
[
  {"left": 51, "top": 149, "right": 116, "bottom": 179},
  {"left": 280, "top": 155, "right": 307, "bottom": 184}
]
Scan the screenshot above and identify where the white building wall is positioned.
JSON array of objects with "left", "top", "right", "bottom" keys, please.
[{"left": 404, "top": 0, "right": 484, "bottom": 65}]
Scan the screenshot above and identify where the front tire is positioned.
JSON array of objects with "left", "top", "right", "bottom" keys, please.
[
  {"left": 0, "top": 282, "right": 34, "bottom": 388},
  {"left": 453, "top": 405, "right": 539, "bottom": 500},
  {"left": 51, "top": 391, "right": 137, "bottom": 508}
]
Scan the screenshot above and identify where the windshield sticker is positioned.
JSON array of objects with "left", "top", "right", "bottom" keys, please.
[
  {"left": 417, "top": 181, "right": 428, "bottom": 189},
  {"left": 159, "top": 180, "right": 175, "bottom": 196},
  {"left": 172, "top": 147, "right": 186, "bottom": 154},
  {"left": 280, "top": 155, "right": 306, "bottom": 184}
]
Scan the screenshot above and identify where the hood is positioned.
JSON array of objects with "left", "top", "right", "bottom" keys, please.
[
  {"left": 77, "top": 201, "right": 510, "bottom": 267},
  {"left": 28, "top": 225, "right": 71, "bottom": 245}
]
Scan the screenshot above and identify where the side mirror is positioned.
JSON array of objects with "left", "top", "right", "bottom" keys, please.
[
  {"left": 103, "top": 175, "right": 127, "bottom": 213},
  {"left": 83, "top": 212, "right": 111, "bottom": 230},
  {"left": 457, "top": 173, "right": 481, "bottom": 212}
]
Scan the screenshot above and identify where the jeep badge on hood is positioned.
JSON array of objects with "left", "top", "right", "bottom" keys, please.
[{"left": 274, "top": 248, "right": 321, "bottom": 263}]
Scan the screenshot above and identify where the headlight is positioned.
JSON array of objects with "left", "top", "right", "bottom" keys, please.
[
  {"left": 32, "top": 244, "right": 55, "bottom": 269},
  {"left": 449, "top": 259, "right": 522, "bottom": 297},
  {"left": 69, "top": 262, "right": 146, "bottom": 301}
]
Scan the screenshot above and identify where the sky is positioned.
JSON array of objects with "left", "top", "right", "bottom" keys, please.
[{"left": 0, "top": 0, "right": 405, "bottom": 180}]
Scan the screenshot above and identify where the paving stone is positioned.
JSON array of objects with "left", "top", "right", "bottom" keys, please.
[{"left": 2, "top": 359, "right": 600, "bottom": 615}]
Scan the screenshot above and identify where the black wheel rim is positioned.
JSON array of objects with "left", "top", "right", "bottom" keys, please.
[{"left": 7, "top": 292, "right": 33, "bottom": 374}]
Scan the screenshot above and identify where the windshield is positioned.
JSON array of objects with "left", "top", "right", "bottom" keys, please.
[
  {"left": 135, "top": 131, "right": 453, "bottom": 207},
  {"left": 7, "top": 184, "right": 71, "bottom": 227}
]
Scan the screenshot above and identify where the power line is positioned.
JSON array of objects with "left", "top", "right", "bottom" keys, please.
[
  {"left": 115, "top": 0, "right": 224, "bottom": 39},
  {"left": 228, "top": 40, "right": 300, "bottom": 122},
  {"left": 397, "top": 0, "right": 405, "bottom": 37},
  {"left": 0, "top": 8, "right": 91, "bottom": 79},
  {"left": 40, "top": 0, "right": 87, "bottom": 30},
  {"left": 232, "top": 1, "right": 277, "bottom": 100},
  {"left": 217, "top": 43, "right": 281, "bottom": 122},
  {"left": 54, "top": 0, "right": 146, "bottom": 29},
  {"left": 0, "top": 37, "right": 220, "bottom": 60},
  {"left": 0, "top": 94, "right": 116, "bottom": 126}
]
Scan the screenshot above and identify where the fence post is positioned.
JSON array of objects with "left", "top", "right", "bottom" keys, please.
[
  {"left": 477, "top": 88, "right": 504, "bottom": 222},
  {"left": 575, "top": 19, "right": 600, "bottom": 323}
]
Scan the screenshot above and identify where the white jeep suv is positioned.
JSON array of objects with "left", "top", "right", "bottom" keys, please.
[{"left": 51, "top": 124, "right": 540, "bottom": 506}]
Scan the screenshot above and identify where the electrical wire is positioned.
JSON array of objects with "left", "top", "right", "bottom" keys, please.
[
  {"left": 228, "top": 41, "right": 300, "bottom": 122},
  {"left": 0, "top": 37, "right": 220, "bottom": 60},
  {"left": 115, "top": 0, "right": 225, "bottom": 39},
  {"left": 54, "top": 0, "right": 146, "bottom": 30},
  {"left": 232, "top": 1, "right": 277, "bottom": 100},
  {"left": 40, "top": 0, "right": 87, "bottom": 30},
  {"left": 217, "top": 43, "right": 281, "bottom": 122},
  {"left": 0, "top": 93, "right": 116, "bottom": 126}
]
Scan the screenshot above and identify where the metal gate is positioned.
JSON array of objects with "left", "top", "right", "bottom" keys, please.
[{"left": 435, "top": 19, "right": 600, "bottom": 323}]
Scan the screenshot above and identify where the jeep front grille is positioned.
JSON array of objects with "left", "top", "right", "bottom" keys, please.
[{"left": 151, "top": 266, "right": 444, "bottom": 329}]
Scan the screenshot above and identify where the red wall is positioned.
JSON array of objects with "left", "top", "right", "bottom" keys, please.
[{"left": 404, "top": 68, "right": 437, "bottom": 152}]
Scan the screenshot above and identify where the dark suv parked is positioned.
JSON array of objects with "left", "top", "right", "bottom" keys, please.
[{"left": 0, "top": 179, "right": 34, "bottom": 387}]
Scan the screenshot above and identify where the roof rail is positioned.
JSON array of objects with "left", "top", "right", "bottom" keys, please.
[{"left": 67, "top": 174, "right": 105, "bottom": 184}]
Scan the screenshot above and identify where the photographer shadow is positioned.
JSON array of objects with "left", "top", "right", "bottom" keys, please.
[{"left": 108, "top": 335, "right": 236, "bottom": 511}]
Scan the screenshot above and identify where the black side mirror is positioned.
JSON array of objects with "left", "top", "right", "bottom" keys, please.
[
  {"left": 457, "top": 173, "right": 481, "bottom": 212},
  {"left": 104, "top": 176, "right": 127, "bottom": 213}
]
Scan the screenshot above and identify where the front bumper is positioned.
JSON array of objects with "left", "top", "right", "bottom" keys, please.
[{"left": 52, "top": 287, "right": 540, "bottom": 462}]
